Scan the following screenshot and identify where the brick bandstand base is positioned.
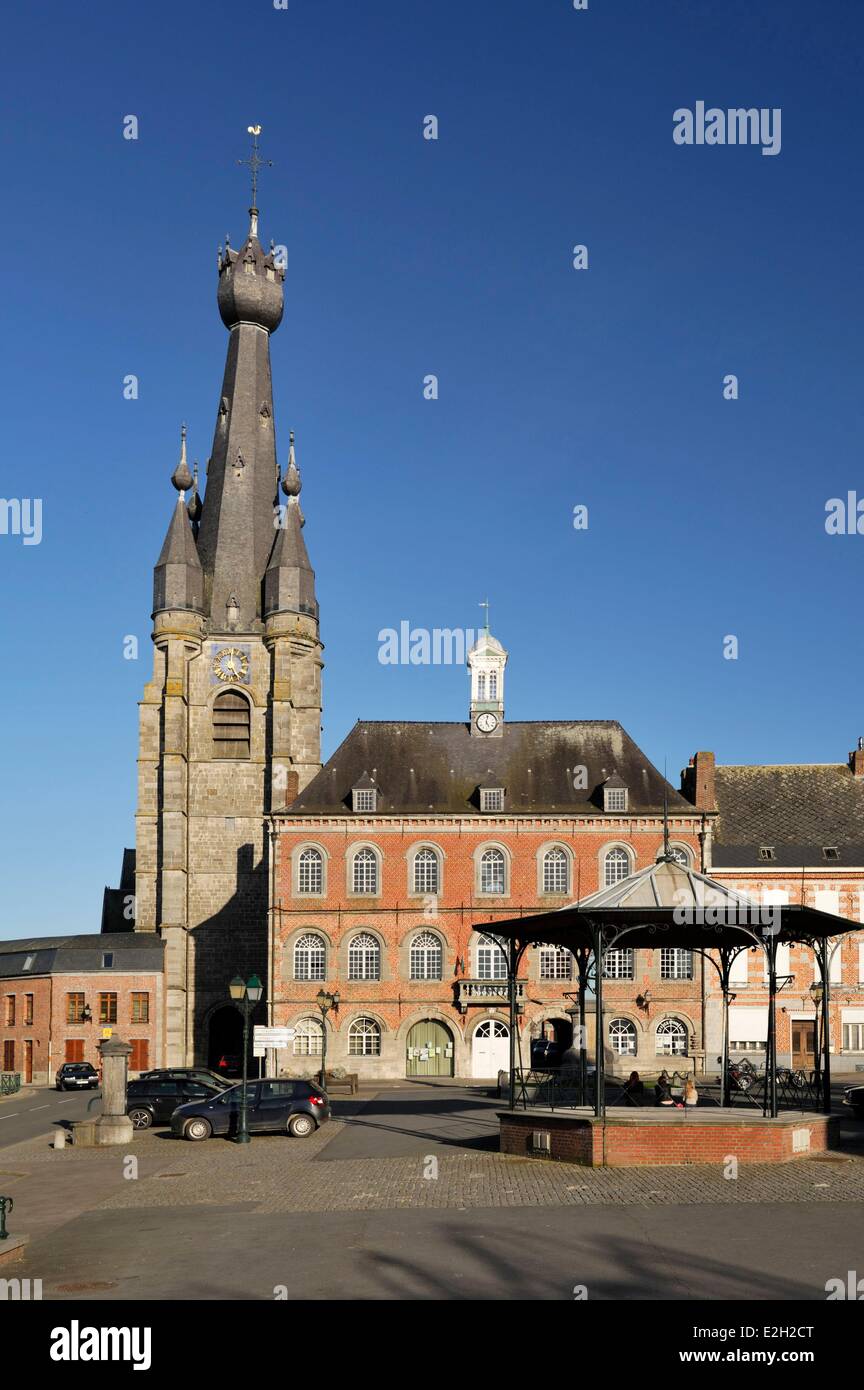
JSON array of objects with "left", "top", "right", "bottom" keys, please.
[{"left": 498, "top": 1108, "right": 841, "bottom": 1167}]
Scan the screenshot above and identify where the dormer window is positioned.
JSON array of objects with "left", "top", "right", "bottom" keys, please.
[
  {"left": 101, "top": 953, "right": 114, "bottom": 969},
  {"left": 480, "top": 786, "right": 505, "bottom": 813},
  {"left": 23, "top": 954, "right": 35, "bottom": 972},
  {"left": 351, "top": 775, "right": 378, "bottom": 814},
  {"left": 604, "top": 786, "right": 627, "bottom": 812},
  {"left": 758, "top": 846, "right": 776, "bottom": 862},
  {"left": 823, "top": 846, "right": 840, "bottom": 862}
]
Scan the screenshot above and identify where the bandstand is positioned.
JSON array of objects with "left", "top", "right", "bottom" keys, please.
[{"left": 485, "top": 851, "right": 856, "bottom": 1166}]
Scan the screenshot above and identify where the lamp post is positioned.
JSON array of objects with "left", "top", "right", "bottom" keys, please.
[
  {"left": 315, "top": 989, "right": 340, "bottom": 1090},
  {"left": 809, "top": 981, "right": 823, "bottom": 1099},
  {"left": 228, "top": 973, "right": 263, "bottom": 1144}
]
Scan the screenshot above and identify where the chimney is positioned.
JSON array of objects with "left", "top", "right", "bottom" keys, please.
[
  {"left": 849, "top": 738, "right": 864, "bottom": 777},
  {"left": 681, "top": 751, "right": 716, "bottom": 810}
]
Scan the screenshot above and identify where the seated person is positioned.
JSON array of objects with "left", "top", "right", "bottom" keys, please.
[
  {"left": 622, "top": 1070, "right": 644, "bottom": 1105},
  {"left": 654, "top": 1069, "right": 674, "bottom": 1106}
]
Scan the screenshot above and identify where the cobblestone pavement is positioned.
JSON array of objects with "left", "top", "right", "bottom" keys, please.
[{"left": 5, "top": 1114, "right": 864, "bottom": 1217}]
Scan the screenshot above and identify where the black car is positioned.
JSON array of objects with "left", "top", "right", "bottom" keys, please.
[
  {"left": 126, "top": 1077, "right": 225, "bottom": 1130},
  {"left": 531, "top": 1040, "right": 564, "bottom": 1070},
  {"left": 55, "top": 1062, "right": 99, "bottom": 1091},
  {"left": 140, "top": 1068, "right": 232, "bottom": 1091},
  {"left": 843, "top": 1084, "right": 864, "bottom": 1120},
  {"left": 171, "top": 1078, "right": 331, "bottom": 1141}
]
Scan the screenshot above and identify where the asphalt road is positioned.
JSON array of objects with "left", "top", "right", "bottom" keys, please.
[
  {"left": 14, "top": 1200, "right": 864, "bottom": 1301},
  {"left": 0, "top": 1086, "right": 99, "bottom": 1148},
  {"left": 321, "top": 1083, "right": 502, "bottom": 1160}
]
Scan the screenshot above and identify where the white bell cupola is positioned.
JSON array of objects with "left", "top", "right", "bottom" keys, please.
[{"left": 467, "top": 620, "right": 507, "bottom": 738}]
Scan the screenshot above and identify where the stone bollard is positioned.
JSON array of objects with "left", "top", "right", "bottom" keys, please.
[{"left": 53, "top": 1130, "right": 66, "bottom": 1150}]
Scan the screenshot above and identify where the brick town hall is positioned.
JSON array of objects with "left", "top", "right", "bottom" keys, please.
[{"left": 4, "top": 167, "right": 864, "bottom": 1086}]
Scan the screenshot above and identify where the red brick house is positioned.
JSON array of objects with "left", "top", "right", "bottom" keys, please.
[
  {"left": 268, "top": 631, "right": 708, "bottom": 1080},
  {"left": 0, "top": 934, "right": 164, "bottom": 1086},
  {"left": 684, "top": 747, "right": 864, "bottom": 1074}
]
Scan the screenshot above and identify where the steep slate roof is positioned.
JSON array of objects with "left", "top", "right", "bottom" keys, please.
[
  {"left": 0, "top": 933, "right": 163, "bottom": 980},
  {"left": 713, "top": 764, "right": 864, "bottom": 867},
  {"left": 283, "top": 720, "right": 689, "bottom": 817}
]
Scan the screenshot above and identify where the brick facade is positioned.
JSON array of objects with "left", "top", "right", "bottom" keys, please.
[{"left": 269, "top": 815, "right": 707, "bottom": 1080}]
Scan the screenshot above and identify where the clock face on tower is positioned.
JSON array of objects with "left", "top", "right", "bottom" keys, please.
[
  {"left": 475, "top": 712, "right": 499, "bottom": 734},
  {"left": 212, "top": 646, "right": 249, "bottom": 684}
]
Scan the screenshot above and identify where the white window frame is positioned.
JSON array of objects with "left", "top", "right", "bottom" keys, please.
[
  {"left": 352, "top": 788, "right": 377, "bottom": 814},
  {"left": 348, "top": 932, "right": 381, "bottom": 981},
  {"left": 542, "top": 846, "right": 570, "bottom": 895},
  {"left": 476, "top": 933, "right": 508, "bottom": 980},
  {"left": 411, "top": 846, "right": 440, "bottom": 896},
  {"left": 296, "top": 846, "right": 325, "bottom": 896},
  {"left": 539, "top": 945, "right": 573, "bottom": 980},
  {"left": 604, "top": 787, "right": 628, "bottom": 813},
  {"left": 656, "top": 1017, "right": 688, "bottom": 1056},
  {"left": 477, "top": 846, "right": 507, "bottom": 896},
  {"left": 410, "top": 931, "right": 443, "bottom": 981},
  {"left": 660, "top": 947, "right": 693, "bottom": 980},
  {"left": 609, "top": 1017, "right": 637, "bottom": 1056},
  {"left": 292, "top": 1016, "right": 324, "bottom": 1056},
  {"left": 480, "top": 788, "right": 504, "bottom": 813},
  {"left": 348, "top": 1016, "right": 381, "bottom": 1057},
  {"left": 603, "top": 846, "right": 632, "bottom": 887},
  {"left": 293, "top": 933, "right": 326, "bottom": 982},
  {"left": 350, "top": 846, "right": 380, "bottom": 896},
  {"left": 603, "top": 947, "right": 634, "bottom": 980}
]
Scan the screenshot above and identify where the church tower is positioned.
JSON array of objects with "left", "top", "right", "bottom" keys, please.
[
  {"left": 135, "top": 134, "right": 323, "bottom": 1065},
  {"left": 467, "top": 615, "right": 507, "bottom": 738}
]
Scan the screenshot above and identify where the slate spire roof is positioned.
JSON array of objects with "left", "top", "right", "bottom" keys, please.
[{"left": 150, "top": 195, "right": 316, "bottom": 631}]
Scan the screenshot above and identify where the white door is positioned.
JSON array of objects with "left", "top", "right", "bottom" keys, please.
[{"left": 472, "top": 1019, "right": 510, "bottom": 1077}]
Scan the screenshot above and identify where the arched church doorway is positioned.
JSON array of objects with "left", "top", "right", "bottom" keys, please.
[
  {"left": 472, "top": 1018, "right": 510, "bottom": 1077},
  {"left": 406, "top": 1019, "right": 454, "bottom": 1077},
  {"left": 207, "top": 1005, "right": 244, "bottom": 1076}
]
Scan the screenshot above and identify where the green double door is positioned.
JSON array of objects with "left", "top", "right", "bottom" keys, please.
[{"left": 406, "top": 1020, "right": 454, "bottom": 1078}]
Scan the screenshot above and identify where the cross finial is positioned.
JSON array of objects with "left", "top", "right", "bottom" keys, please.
[
  {"left": 237, "top": 125, "right": 272, "bottom": 237},
  {"left": 479, "top": 598, "right": 490, "bottom": 634}
]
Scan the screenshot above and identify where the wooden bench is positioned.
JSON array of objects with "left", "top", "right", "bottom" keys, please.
[{"left": 320, "top": 1071, "right": 359, "bottom": 1095}]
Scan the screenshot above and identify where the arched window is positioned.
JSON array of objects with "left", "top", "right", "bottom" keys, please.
[
  {"left": 477, "top": 673, "right": 487, "bottom": 699},
  {"left": 348, "top": 1016, "right": 381, "bottom": 1056},
  {"left": 539, "top": 945, "right": 572, "bottom": 980},
  {"left": 348, "top": 932, "right": 380, "bottom": 981},
  {"left": 476, "top": 933, "right": 508, "bottom": 980},
  {"left": 298, "top": 848, "right": 323, "bottom": 895},
  {"left": 479, "top": 847, "right": 506, "bottom": 894},
  {"left": 656, "top": 1017, "right": 688, "bottom": 1056},
  {"left": 212, "top": 690, "right": 250, "bottom": 759},
  {"left": 293, "top": 933, "right": 326, "bottom": 981},
  {"left": 609, "top": 1017, "right": 637, "bottom": 1056},
  {"left": 410, "top": 931, "right": 443, "bottom": 980},
  {"left": 489, "top": 671, "right": 497, "bottom": 699},
  {"left": 603, "top": 847, "right": 630, "bottom": 887},
  {"left": 352, "top": 847, "right": 379, "bottom": 895},
  {"left": 660, "top": 845, "right": 691, "bottom": 868},
  {"left": 543, "top": 847, "right": 569, "bottom": 894},
  {"left": 292, "top": 1016, "right": 324, "bottom": 1056},
  {"left": 413, "top": 847, "right": 440, "bottom": 895}
]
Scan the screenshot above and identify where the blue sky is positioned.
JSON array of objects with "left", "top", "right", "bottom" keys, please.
[{"left": 2, "top": 0, "right": 864, "bottom": 937}]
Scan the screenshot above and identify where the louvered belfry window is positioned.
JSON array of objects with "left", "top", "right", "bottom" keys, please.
[{"left": 213, "top": 691, "right": 251, "bottom": 759}]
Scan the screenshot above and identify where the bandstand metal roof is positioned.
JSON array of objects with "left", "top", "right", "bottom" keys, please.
[{"left": 484, "top": 857, "right": 854, "bottom": 952}]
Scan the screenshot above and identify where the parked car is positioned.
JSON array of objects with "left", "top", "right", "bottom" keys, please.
[
  {"left": 531, "top": 1039, "right": 564, "bottom": 1070},
  {"left": 214, "top": 1053, "right": 243, "bottom": 1077},
  {"left": 140, "top": 1068, "right": 232, "bottom": 1091},
  {"left": 172, "top": 1078, "right": 331, "bottom": 1141},
  {"left": 55, "top": 1062, "right": 99, "bottom": 1091},
  {"left": 843, "top": 1084, "right": 864, "bottom": 1120},
  {"left": 126, "top": 1077, "right": 225, "bottom": 1130}
]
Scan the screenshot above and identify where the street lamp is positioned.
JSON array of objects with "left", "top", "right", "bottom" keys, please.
[
  {"left": 228, "top": 973, "right": 264, "bottom": 1144},
  {"left": 809, "top": 981, "right": 824, "bottom": 1092},
  {"left": 315, "top": 988, "right": 340, "bottom": 1090}
]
